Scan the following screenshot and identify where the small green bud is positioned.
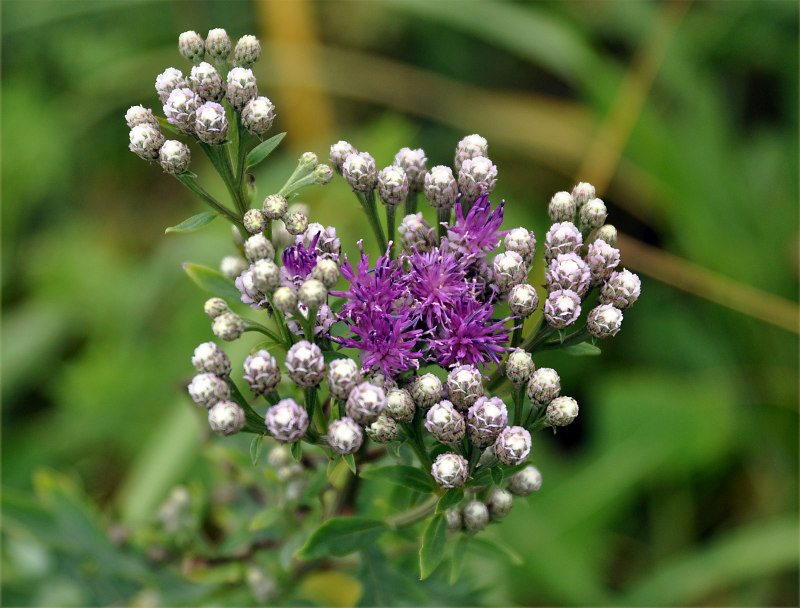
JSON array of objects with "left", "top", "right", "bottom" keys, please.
[
  {"left": 411, "top": 373, "right": 443, "bottom": 409},
  {"left": 385, "top": 388, "right": 415, "bottom": 423},
  {"left": 579, "top": 197, "right": 607, "bottom": 230},
  {"left": 508, "top": 283, "right": 539, "bottom": 317},
  {"left": 298, "top": 278, "right": 327, "bottom": 310},
  {"left": 158, "top": 140, "right": 190, "bottom": 174},
  {"left": 505, "top": 349, "right": 534, "bottom": 385},
  {"left": 299, "top": 152, "right": 318, "bottom": 172},
  {"left": 548, "top": 191, "right": 576, "bottom": 223},
  {"left": 508, "top": 465, "right": 542, "bottom": 496},
  {"left": 220, "top": 255, "right": 248, "bottom": 280},
  {"left": 283, "top": 212, "right": 308, "bottom": 236},
  {"left": 273, "top": 286, "right": 298, "bottom": 315},
  {"left": 546, "top": 396, "right": 579, "bottom": 426},
  {"left": 571, "top": 181, "right": 595, "bottom": 207},
  {"left": 212, "top": 312, "right": 245, "bottom": 341},
  {"left": 311, "top": 258, "right": 340, "bottom": 288},
  {"left": 366, "top": 413, "right": 398, "bottom": 444},
  {"left": 463, "top": 500, "right": 489, "bottom": 532},
  {"left": 203, "top": 297, "right": 230, "bottom": 319},
  {"left": 208, "top": 400, "right": 245, "bottom": 435},
  {"left": 205, "top": 28, "right": 232, "bottom": 60},
  {"left": 487, "top": 488, "right": 513, "bottom": 519},
  {"left": 591, "top": 224, "right": 618, "bottom": 247},
  {"left": 329, "top": 140, "right": 358, "bottom": 175},
  {"left": 234, "top": 34, "right": 261, "bottom": 68},
  {"left": 242, "top": 96, "right": 276, "bottom": 136},
  {"left": 179, "top": 31, "right": 205, "bottom": 63},
  {"left": 262, "top": 194, "right": 288, "bottom": 220},
  {"left": 312, "top": 164, "right": 333, "bottom": 185}
]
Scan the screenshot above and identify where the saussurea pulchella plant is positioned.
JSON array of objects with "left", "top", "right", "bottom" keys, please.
[{"left": 127, "top": 27, "right": 642, "bottom": 583}]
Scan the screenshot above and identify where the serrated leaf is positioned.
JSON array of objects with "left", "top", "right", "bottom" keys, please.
[
  {"left": 360, "top": 465, "right": 433, "bottom": 493},
  {"left": 165, "top": 210, "right": 217, "bottom": 234},
  {"left": 419, "top": 514, "right": 448, "bottom": 579},
  {"left": 490, "top": 466, "right": 503, "bottom": 486},
  {"left": 449, "top": 535, "right": 469, "bottom": 584},
  {"left": 245, "top": 132, "right": 286, "bottom": 168},
  {"left": 470, "top": 536, "right": 524, "bottom": 566},
  {"left": 343, "top": 454, "right": 357, "bottom": 475},
  {"left": 182, "top": 263, "right": 240, "bottom": 301},
  {"left": 290, "top": 442, "right": 303, "bottom": 462},
  {"left": 562, "top": 341, "right": 601, "bottom": 356},
  {"left": 248, "top": 507, "right": 280, "bottom": 532},
  {"left": 297, "top": 517, "right": 387, "bottom": 560},
  {"left": 436, "top": 488, "right": 464, "bottom": 513},
  {"left": 250, "top": 434, "right": 264, "bottom": 466}
]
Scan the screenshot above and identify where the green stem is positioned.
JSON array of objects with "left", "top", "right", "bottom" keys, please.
[
  {"left": 437, "top": 207, "right": 451, "bottom": 240},
  {"left": 387, "top": 494, "right": 438, "bottom": 529},
  {"left": 537, "top": 326, "right": 591, "bottom": 351},
  {"left": 200, "top": 142, "right": 247, "bottom": 216},
  {"left": 512, "top": 384, "right": 524, "bottom": 426},
  {"left": 357, "top": 191, "right": 388, "bottom": 253},
  {"left": 243, "top": 323, "right": 282, "bottom": 343},
  {"left": 235, "top": 117, "right": 251, "bottom": 206},
  {"left": 511, "top": 325, "right": 523, "bottom": 348},
  {"left": 385, "top": 204, "right": 397, "bottom": 258},
  {"left": 175, "top": 174, "right": 242, "bottom": 226},
  {"left": 404, "top": 191, "right": 418, "bottom": 216},
  {"left": 225, "top": 378, "right": 265, "bottom": 425}
]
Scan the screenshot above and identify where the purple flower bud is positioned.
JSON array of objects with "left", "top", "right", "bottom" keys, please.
[
  {"left": 411, "top": 373, "right": 443, "bottom": 410},
  {"left": 397, "top": 213, "right": 436, "bottom": 252},
  {"left": 587, "top": 304, "right": 623, "bottom": 338},
  {"left": 234, "top": 34, "right": 261, "bottom": 68},
  {"left": 195, "top": 101, "right": 228, "bottom": 145},
  {"left": 327, "top": 417, "right": 363, "bottom": 454},
  {"left": 526, "top": 367, "right": 560, "bottom": 406},
  {"left": 494, "top": 425, "right": 531, "bottom": 466},
  {"left": 327, "top": 358, "right": 361, "bottom": 400},
  {"left": 244, "top": 350, "right": 281, "bottom": 394},
  {"left": 266, "top": 398, "right": 308, "bottom": 443},
  {"left": 504, "top": 227, "right": 536, "bottom": 266},
  {"left": 424, "top": 165, "right": 458, "bottom": 209},
  {"left": 463, "top": 500, "right": 489, "bottom": 531},
  {"left": 508, "top": 465, "right": 542, "bottom": 496},
  {"left": 345, "top": 381, "right": 386, "bottom": 425},
  {"left": 204, "top": 297, "right": 230, "bottom": 319},
  {"left": 286, "top": 341, "right": 326, "bottom": 387},
  {"left": 571, "top": 181, "right": 596, "bottom": 207},
  {"left": 188, "top": 372, "right": 230, "bottom": 408},
  {"left": 155, "top": 67, "right": 186, "bottom": 104},
  {"left": 487, "top": 487, "right": 513, "bottom": 519},
  {"left": 585, "top": 239, "right": 620, "bottom": 284},
  {"left": 125, "top": 105, "right": 158, "bottom": 129},
  {"left": 226, "top": 67, "right": 257, "bottom": 111},
  {"left": 579, "top": 197, "right": 607, "bottom": 230},
  {"left": 208, "top": 401, "right": 245, "bottom": 435},
  {"left": 179, "top": 31, "right": 205, "bottom": 63},
  {"left": 343, "top": 152, "right": 378, "bottom": 193},
  {"left": 205, "top": 28, "right": 232, "bottom": 60},
  {"left": 159, "top": 140, "right": 191, "bottom": 174},
  {"left": 505, "top": 349, "right": 534, "bottom": 386},
  {"left": 508, "top": 283, "right": 539, "bottom": 317},
  {"left": 454, "top": 134, "right": 488, "bottom": 173},
  {"left": 164, "top": 87, "right": 200, "bottom": 134},
  {"left": 128, "top": 124, "right": 164, "bottom": 161},
  {"left": 394, "top": 147, "right": 427, "bottom": 192},
  {"left": 548, "top": 191, "right": 576, "bottom": 223},
  {"left": 242, "top": 96, "right": 276, "bottom": 136},
  {"left": 192, "top": 342, "right": 231, "bottom": 376},
  {"left": 212, "top": 312, "right": 245, "bottom": 341},
  {"left": 431, "top": 452, "right": 468, "bottom": 489},
  {"left": 600, "top": 269, "right": 641, "bottom": 309},
  {"left": 425, "top": 400, "right": 466, "bottom": 446},
  {"left": 189, "top": 62, "right": 223, "bottom": 102},
  {"left": 458, "top": 155, "right": 497, "bottom": 207},
  {"left": 221, "top": 255, "right": 248, "bottom": 280},
  {"left": 262, "top": 194, "right": 287, "bottom": 220},
  {"left": 545, "top": 222, "right": 582, "bottom": 261},
  {"left": 544, "top": 289, "right": 581, "bottom": 329},
  {"left": 385, "top": 388, "right": 415, "bottom": 423},
  {"left": 467, "top": 396, "right": 508, "bottom": 447},
  {"left": 329, "top": 140, "right": 358, "bottom": 175},
  {"left": 366, "top": 413, "right": 398, "bottom": 444},
  {"left": 492, "top": 251, "right": 527, "bottom": 292},
  {"left": 377, "top": 166, "right": 409, "bottom": 207},
  {"left": 446, "top": 365, "right": 484, "bottom": 411},
  {"left": 547, "top": 395, "right": 579, "bottom": 426},
  {"left": 545, "top": 253, "right": 590, "bottom": 297}
]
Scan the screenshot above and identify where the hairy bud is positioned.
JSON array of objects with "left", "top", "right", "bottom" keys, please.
[
  {"left": 192, "top": 342, "right": 231, "bottom": 376},
  {"left": 393, "top": 147, "right": 427, "bottom": 192},
  {"left": 385, "top": 388, "right": 415, "bottom": 423},
  {"left": 547, "top": 396, "right": 579, "bottom": 426},
  {"left": 327, "top": 417, "right": 363, "bottom": 454},
  {"left": 431, "top": 452, "right": 468, "bottom": 489},
  {"left": 425, "top": 400, "right": 466, "bottom": 446},
  {"left": 208, "top": 401, "right": 245, "bottom": 436},
  {"left": 285, "top": 341, "right": 326, "bottom": 387},
  {"left": 179, "top": 31, "right": 205, "bottom": 63},
  {"left": 508, "top": 465, "right": 543, "bottom": 496},
  {"left": 526, "top": 367, "right": 560, "bottom": 407},
  {"left": 266, "top": 399, "right": 308, "bottom": 443},
  {"left": 188, "top": 372, "right": 230, "bottom": 409},
  {"left": 508, "top": 283, "right": 539, "bottom": 317}
]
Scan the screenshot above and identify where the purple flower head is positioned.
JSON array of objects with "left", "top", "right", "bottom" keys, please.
[
  {"left": 445, "top": 194, "right": 508, "bottom": 260},
  {"left": 235, "top": 265, "right": 270, "bottom": 310},
  {"left": 402, "top": 246, "right": 472, "bottom": 326},
  {"left": 281, "top": 232, "right": 319, "bottom": 288}
]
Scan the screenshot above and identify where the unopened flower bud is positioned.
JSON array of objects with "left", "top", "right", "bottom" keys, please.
[
  {"left": 454, "top": 134, "right": 488, "bottom": 173},
  {"left": 129, "top": 124, "right": 164, "bottom": 161},
  {"left": 425, "top": 400, "right": 466, "bottom": 446},
  {"left": 244, "top": 233, "right": 275, "bottom": 263},
  {"left": 252, "top": 259, "right": 281, "bottom": 294},
  {"left": 189, "top": 62, "right": 223, "bottom": 102},
  {"left": 411, "top": 373, "right": 443, "bottom": 410},
  {"left": 431, "top": 452, "right": 468, "bottom": 489},
  {"left": 195, "top": 101, "right": 228, "bottom": 144},
  {"left": 226, "top": 67, "right": 257, "bottom": 111},
  {"left": 298, "top": 278, "right": 327, "bottom": 310},
  {"left": 505, "top": 349, "right": 533, "bottom": 386},
  {"left": 504, "top": 228, "right": 536, "bottom": 266},
  {"left": 544, "top": 289, "right": 581, "bottom": 329},
  {"left": 526, "top": 367, "right": 560, "bottom": 407},
  {"left": 234, "top": 34, "right": 261, "bottom": 68},
  {"left": 343, "top": 152, "right": 377, "bottom": 193},
  {"left": 244, "top": 350, "right": 281, "bottom": 394},
  {"left": 494, "top": 425, "right": 531, "bottom": 466},
  {"left": 208, "top": 401, "right": 245, "bottom": 435},
  {"left": 385, "top": 388, "right": 415, "bottom": 423},
  {"left": 366, "top": 413, "right": 398, "bottom": 444},
  {"left": 311, "top": 258, "right": 339, "bottom": 288},
  {"left": 295, "top": 152, "right": 317, "bottom": 174},
  {"left": 329, "top": 140, "right": 357, "bottom": 175},
  {"left": 155, "top": 67, "right": 186, "bottom": 104},
  {"left": 458, "top": 156, "right": 497, "bottom": 206},
  {"left": 188, "top": 372, "right": 230, "bottom": 408},
  {"left": 424, "top": 165, "right": 457, "bottom": 209},
  {"left": 272, "top": 286, "right": 298, "bottom": 314},
  {"left": 240, "top": 209, "right": 266, "bottom": 235},
  {"left": 546, "top": 253, "right": 590, "bottom": 297},
  {"left": 377, "top": 166, "right": 409, "bottom": 207},
  {"left": 164, "top": 87, "right": 200, "bottom": 134},
  {"left": 463, "top": 500, "right": 489, "bottom": 532},
  {"left": 467, "top": 396, "right": 508, "bottom": 447},
  {"left": 446, "top": 365, "right": 484, "bottom": 411},
  {"left": 158, "top": 140, "right": 191, "bottom": 174},
  {"left": 600, "top": 269, "right": 641, "bottom": 309},
  {"left": 204, "top": 297, "right": 230, "bottom": 319},
  {"left": 220, "top": 255, "right": 248, "bottom": 280},
  {"left": 547, "top": 396, "right": 579, "bottom": 426},
  {"left": 591, "top": 224, "right": 618, "bottom": 247},
  {"left": 286, "top": 341, "right": 326, "bottom": 387},
  {"left": 508, "top": 284, "right": 539, "bottom": 317},
  {"left": 192, "top": 341, "right": 231, "bottom": 376},
  {"left": 262, "top": 194, "right": 288, "bottom": 220},
  {"left": 242, "top": 96, "right": 276, "bottom": 136},
  {"left": 545, "top": 222, "right": 583, "bottom": 261},
  {"left": 205, "top": 28, "right": 231, "bottom": 60},
  {"left": 283, "top": 212, "right": 308, "bottom": 236},
  {"left": 487, "top": 488, "right": 513, "bottom": 519},
  {"left": 313, "top": 164, "right": 333, "bottom": 185},
  {"left": 579, "top": 197, "right": 607, "bottom": 230},
  {"left": 179, "top": 31, "right": 205, "bottom": 63},
  {"left": 212, "top": 312, "right": 246, "bottom": 341},
  {"left": 587, "top": 304, "right": 623, "bottom": 338},
  {"left": 327, "top": 417, "right": 363, "bottom": 454},
  {"left": 492, "top": 251, "right": 527, "bottom": 292},
  {"left": 549, "top": 191, "right": 576, "bottom": 223},
  {"left": 508, "top": 465, "right": 542, "bottom": 496},
  {"left": 266, "top": 398, "right": 308, "bottom": 443},
  {"left": 327, "top": 358, "right": 361, "bottom": 400},
  {"left": 267, "top": 445, "right": 293, "bottom": 469},
  {"left": 397, "top": 213, "right": 436, "bottom": 252},
  {"left": 571, "top": 181, "right": 596, "bottom": 207},
  {"left": 394, "top": 147, "right": 427, "bottom": 192},
  {"left": 346, "top": 381, "right": 386, "bottom": 425},
  {"left": 125, "top": 105, "right": 158, "bottom": 129},
  {"left": 445, "top": 507, "right": 463, "bottom": 531},
  {"left": 585, "top": 239, "right": 620, "bottom": 284}
]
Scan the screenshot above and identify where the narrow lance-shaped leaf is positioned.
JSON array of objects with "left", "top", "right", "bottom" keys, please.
[
  {"left": 436, "top": 488, "right": 464, "bottom": 513},
  {"left": 166, "top": 210, "right": 218, "bottom": 234},
  {"left": 246, "top": 132, "right": 286, "bottom": 169},
  {"left": 419, "top": 513, "right": 448, "bottom": 580},
  {"left": 182, "top": 263, "right": 241, "bottom": 301},
  {"left": 360, "top": 465, "right": 434, "bottom": 493},
  {"left": 562, "top": 342, "right": 601, "bottom": 356},
  {"left": 297, "top": 517, "right": 388, "bottom": 560},
  {"left": 250, "top": 434, "right": 264, "bottom": 466}
]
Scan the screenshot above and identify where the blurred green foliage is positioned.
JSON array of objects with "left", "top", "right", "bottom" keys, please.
[{"left": 2, "top": 0, "right": 797, "bottom": 605}]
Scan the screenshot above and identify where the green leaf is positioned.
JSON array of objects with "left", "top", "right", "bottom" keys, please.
[
  {"left": 360, "top": 465, "right": 433, "bottom": 493},
  {"left": 343, "top": 453, "right": 357, "bottom": 475},
  {"left": 156, "top": 116, "right": 182, "bottom": 136},
  {"left": 449, "top": 535, "right": 469, "bottom": 584},
  {"left": 297, "top": 517, "right": 387, "bottom": 560},
  {"left": 436, "top": 488, "right": 464, "bottom": 513},
  {"left": 490, "top": 466, "right": 503, "bottom": 486},
  {"left": 290, "top": 441, "right": 302, "bottom": 462},
  {"left": 250, "top": 434, "right": 264, "bottom": 466},
  {"left": 419, "top": 514, "right": 448, "bottom": 580},
  {"left": 182, "top": 263, "right": 240, "bottom": 301},
  {"left": 562, "top": 342, "right": 601, "bottom": 356},
  {"left": 321, "top": 350, "right": 353, "bottom": 364},
  {"left": 248, "top": 507, "right": 280, "bottom": 532},
  {"left": 165, "top": 210, "right": 218, "bottom": 234},
  {"left": 470, "top": 536, "right": 524, "bottom": 566},
  {"left": 245, "top": 132, "right": 286, "bottom": 169}
]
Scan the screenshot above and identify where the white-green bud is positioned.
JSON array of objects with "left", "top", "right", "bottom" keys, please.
[
  {"left": 252, "top": 259, "right": 281, "bottom": 294},
  {"left": 226, "top": 67, "right": 257, "bottom": 111},
  {"left": 188, "top": 372, "right": 230, "bottom": 409},
  {"left": 298, "top": 152, "right": 318, "bottom": 172},
  {"left": 549, "top": 191, "right": 576, "bottom": 223},
  {"left": 600, "top": 269, "right": 641, "bottom": 309},
  {"left": 454, "top": 134, "right": 488, "bottom": 173},
  {"left": 212, "top": 312, "right": 246, "bottom": 341},
  {"left": 346, "top": 381, "right": 386, "bottom": 425},
  {"left": 546, "top": 396, "right": 579, "bottom": 426},
  {"left": 544, "top": 289, "right": 581, "bottom": 329},
  {"left": 158, "top": 140, "right": 191, "bottom": 174},
  {"left": 327, "top": 417, "right": 363, "bottom": 454},
  {"left": 508, "top": 465, "right": 542, "bottom": 496},
  {"left": 385, "top": 388, "right": 415, "bottom": 423},
  {"left": 327, "top": 358, "right": 362, "bottom": 400},
  {"left": 467, "top": 396, "right": 508, "bottom": 448},
  {"left": 366, "top": 413, "right": 398, "bottom": 444},
  {"left": 267, "top": 445, "right": 293, "bottom": 469},
  {"left": 463, "top": 500, "right": 489, "bottom": 532},
  {"left": 494, "top": 425, "right": 531, "bottom": 466},
  {"left": 313, "top": 164, "right": 333, "bottom": 185},
  {"left": 192, "top": 341, "right": 231, "bottom": 376},
  {"left": 393, "top": 147, "right": 427, "bottom": 192},
  {"left": 445, "top": 507, "right": 463, "bottom": 531},
  {"left": 208, "top": 400, "right": 245, "bottom": 436},
  {"left": 504, "top": 228, "right": 536, "bottom": 266},
  {"left": 298, "top": 278, "right": 327, "bottom": 310},
  {"left": 163, "top": 87, "right": 200, "bottom": 134},
  {"left": 366, "top": 371, "right": 397, "bottom": 391},
  {"left": 487, "top": 488, "right": 513, "bottom": 519},
  {"left": 242, "top": 96, "right": 276, "bottom": 136},
  {"left": 397, "top": 213, "right": 436, "bottom": 252},
  {"left": 311, "top": 258, "right": 339, "bottom": 288},
  {"left": 591, "top": 224, "right": 618, "bottom": 247},
  {"left": 329, "top": 141, "right": 357, "bottom": 175},
  {"left": 343, "top": 152, "right": 378, "bottom": 193},
  {"left": 505, "top": 349, "right": 534, "bottom": 385},
  {"left": 204, "top": 297, "right": 230, "bottom": 319},
  {"left": 545, "top": 222, "right": 583, "bottom": 261},
  {"left": 431, "top": 452, "right": 468, "bottom": 489},
  {"left": 195, "top": 101, "right": 228, "bottom": 145},
  {"left": 377, "top": 166, "right": 409, "bottom": 207},
  {"left": 283, "top": 212, "right": 308, "bottom": 236},
  {"left": 244, "top": 233, "right": 275, "bottom": 263},
  {"left": 189, "top": 62, "right": 223, "bottom": 102},
  {"left": 587, "top": 304, "right": 623, "bottom": 338},
  {"left": 508, "top": 284, "right": 539, "bottom": 317},
  {"left": 526, "top": 367, "right": 560, "bottom": 407},
  {"left": 571, "top": 181, "right": 596, "bottom": 207},
  {"left": 585, "top": 239, "right": 620, "bottom": 284},
  {"left": 424, "top": 165, "right": 457, "bottom": 209},
  {"left": 579, "top": 197, "right": 607, "bottom": 230},
  {"left": 492, "top": 251, "right": 527, "bottom": 293},
  {"left": 262, "top": 194, "right": 288, "bottom": 220},
  {"left": 411, "top": 373, "right": 443, "bottom": 410},
  {"left": 286, "top": 340, "right": 326, "bottom": 387},
  {"left": 125, "top": 105, "right": 158, "bottom": 129},
  {"left": 272, "top": 286, "right": 298, "bottom": 315},
  {"left": 243, "top": 350, "right": 281, "bottom": 394},
  {"left": 128, "top": 124, "right": 164, "bottom": 161},
  {"left": 243, "top": 209, "right": 267, "bottom": 234},
  {"left": 425, "top": 400, "right": 466, "bottom": 446},
  {"left": 220, "top": 255, "right": 248, "bottom": 280},
  {"left": 266, "top": 399, "right": 308, "bottom": 443},
  {"left": 179, "top": 31, "right": 205, "bottom": 63},
  {"left": 458, "top": 155, "right": 497, "bottom": 206},
  {"left": 205, "top": 28, "right": 232, "bottom": 60},
  {"left": 234, "top": 34, "right": 261, "bottom": 68},
  {"left": 446, "top": 365, "right": 484, "bottom": 411},
  {"left": 155, "top": 67, "right": 186, "bottom": 104}
]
